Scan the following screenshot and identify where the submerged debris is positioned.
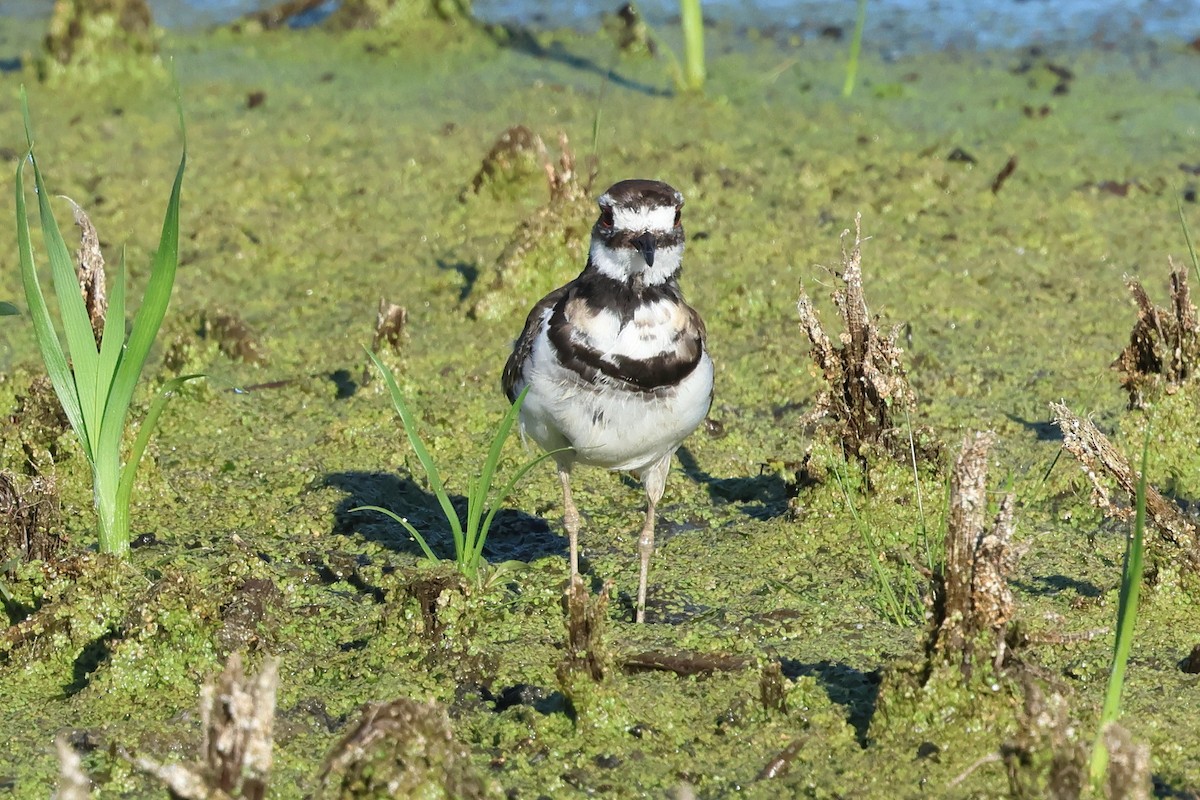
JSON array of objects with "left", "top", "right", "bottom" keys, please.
[
  {"left": 1051, "top": 401, "right": 1200, "bottom": 572},
  {"left": 1112, "top": 260, "right": 1200, "bottom": 409},
  {"left": 0, "top": 470, "right": 63, "bottom": 563},
  {"left": 200, "top": 309, "right": 269, "bottom": 366},
  {"left": 318, "top": 698, "right": 488, "bottom": 799},
  {"left": 927, "top": 432, "right": 1019, "bottom": 681},
  {"left": 130, "top": 652, "right": 278, "bottom": 800},
  {"left": 796, "top": 214, "right": 918, "bottom": 465}
]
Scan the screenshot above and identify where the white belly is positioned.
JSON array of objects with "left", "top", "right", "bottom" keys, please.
[{"left": 516, "top": 328, "right": 713, "bottom": 473}]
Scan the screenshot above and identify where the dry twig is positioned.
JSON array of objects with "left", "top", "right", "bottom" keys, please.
[{"left": 1051, "top": 401, "right": 1200, "bottom": 570}]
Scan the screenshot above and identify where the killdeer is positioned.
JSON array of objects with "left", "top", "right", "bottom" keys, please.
[{"left": 502, "top": 179, "right": 713, "bottom": 623}]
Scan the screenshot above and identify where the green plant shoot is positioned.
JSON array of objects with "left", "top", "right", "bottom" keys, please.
[
  {"left": 1089, "top": 429, "right": 1149, "bottom": 787},
  {"left": 15, "top": 87, "right": 196, "bottom": 556},
  {"left": 842, "top": 0, "right": 868, "bottom": 97},
  {"left": 355, "top": 350, "right": 561, "bottom": 583},
  {"left": 680, "top": 0, "right": 705, "bottom": 91}
]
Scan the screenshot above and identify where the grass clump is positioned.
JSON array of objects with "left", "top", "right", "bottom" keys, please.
[
  {"left": 355, "top": 350, "right": 555, "bottom": 583},
  {"left": 15, "top": 88, "right": 195, "bottom": 556}
]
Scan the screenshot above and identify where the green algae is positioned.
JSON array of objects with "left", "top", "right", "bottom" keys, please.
[{"left": 0, "top": 15, "right": 1199, "bottom": 799}]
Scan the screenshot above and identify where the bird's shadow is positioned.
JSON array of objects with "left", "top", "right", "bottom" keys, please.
[
  {"left": 325, "top": 470, "right": 563, "bottom": 563},
  {"left": 483, "top": 22, "right": 671, "bottom": 98},
  {"left": 675, "top": 446, "right": 791, "bottom": 520}
]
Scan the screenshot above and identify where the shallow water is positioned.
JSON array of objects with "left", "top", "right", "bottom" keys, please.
[{"left": 0, "top": 9, "right": 1199, "bottom": 799}]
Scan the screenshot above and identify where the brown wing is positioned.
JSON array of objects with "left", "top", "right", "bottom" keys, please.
[{"left": 501, "top": 282, "right": 573, "bottom": 402}]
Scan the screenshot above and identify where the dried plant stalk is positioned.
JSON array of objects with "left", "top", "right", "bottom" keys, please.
[
  {"left": 370, "top": 299, "right": 408, "bottom": 355},
  {"left": 1113, "top": 260, "right": 1200, "bottom": 409},
  {"left": 1100, "top": 723, "right": 1151, "bottom": 800},
  {"left": 55, "top": 735, "right": 92, "bottom": 800},
  {"left": 131, "top": 653, "right": 278, "bottom": 800},
  {"left": 1051, "top": 401, "right": 1200, "bottom": 570},
  {"left": 560, "top": 575, "right": 612, "bottom": 683},
  {"left": 68, "top": 199, "right": 106, "bottom": 346},
  {"left": 930, "top": 432, "right": 1018, "bottom": 679},
  {"left": 797, "top": 214, "right": 915, "bottom": 462}
]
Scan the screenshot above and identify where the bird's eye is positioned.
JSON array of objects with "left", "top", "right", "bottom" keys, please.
[
  {"left": 599, "top": 207, "right": 614, "bottom": 229},
  {"left": 673, "top": 207, "right": 682, "bottom": 227}
]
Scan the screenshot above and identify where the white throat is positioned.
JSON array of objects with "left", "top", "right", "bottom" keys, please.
[{"left": 589, "top": 238, "right": 683, "bottom": 286}]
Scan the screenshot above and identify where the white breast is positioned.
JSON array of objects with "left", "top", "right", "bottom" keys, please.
[{"left": 516, "top": 308, "right": 713, "bottom": 473}]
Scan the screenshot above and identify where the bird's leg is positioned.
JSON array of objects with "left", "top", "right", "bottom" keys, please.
[
  {"left": 636, "top": 453, "right": 672, "bottom": 624},
  {"left": 636, "top": 497, "right": 658, "bottom": 624},
  {"left": 559, "top": 466, "right": 581, "bottom": 580}
]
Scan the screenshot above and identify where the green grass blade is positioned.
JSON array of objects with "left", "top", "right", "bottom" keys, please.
[
  {"left": 366, "top": 349, "right": 464, "bottom": 542},
  {"left": 14, "top": 143, "right": 89, "bottom": 459},
  {"left": 680, "top": 0, "right": 705, "bottom": 91},
  {"left": 0, "top": 302, "right": 17, "bottom": 316},
  {"left": 842, "top": 0, "right": 868, "bottom": 97},
  {"left": 1090, "top": 429, "right": 1149, "bottom": 787},
  {"left": 352, "top": 505, "right": 439, "bottom": 563},
  {"left": 832, "top": 462, "right": 908, "bottom": 624},
  {"left": 476, "top": 447, "right": 567, "bottom": 566},
  {"left": 99, "top": 146, "right": 186, "bottom": 463},
  {"left": 21, "top": 94, "right": 102, "bottom": 454},
  {"left": 463, "top": 386, "right": 528, "bottom": 567},
  {"left": 114, "top": 374, "right": 202, "bottom": 521}
]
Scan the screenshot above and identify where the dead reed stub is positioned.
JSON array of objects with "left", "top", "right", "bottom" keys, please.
[
  {"left": 1113, "top": 260, "right": 1200, "bottom": 409},
  {"left": 928, "top": 432, "right": 1019, "bottom": 681},
  {"left": 68, "top": 199, "right": 107, "bottom": 346},
  {"left": 130, "top": 652, "right": 278, "bottom": 800},
  {"left": 559, "top": 575, "right": 612, "bottom": 684},
  {"left": 1002, "top": 674, "right": 1087, "bottom": 800},
  {"left": 796, "top": 214, "right": 918, "bottom": 465},
  {"left": 318, "top": 697, "right": 487, "bottom": 800},
  {"left": 1051, "top": 401, "right": 1200, "bottom": 572}
]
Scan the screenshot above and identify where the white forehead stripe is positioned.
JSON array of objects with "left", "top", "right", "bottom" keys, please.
[{"left": 609, "top": 204, "right": 677, "bottom": 233}]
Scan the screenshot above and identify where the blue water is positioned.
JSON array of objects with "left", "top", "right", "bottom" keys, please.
[{"left": 4, "top": 0, "right": 1199, "bottom": 52}]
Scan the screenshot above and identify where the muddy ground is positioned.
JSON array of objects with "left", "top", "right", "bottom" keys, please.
[{"left": 0, "top": 9, "right": 1199, "bottom": 798}]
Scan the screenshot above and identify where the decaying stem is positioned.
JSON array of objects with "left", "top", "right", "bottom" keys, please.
[
  {"left": 797, "top": 214, "right": 916, "bottom": 463},
  {"left": 68, "top": 198, "right": 107, "bottom": 346},
  {"left": 1051, "top": 401, "right": 1200, "bottom": 571},
  {"left": 130, "top": 653, "right": 278, "bottom": 800},
  {"left": 929, "top": 432, "right": 1019, "bottom": 680}
]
